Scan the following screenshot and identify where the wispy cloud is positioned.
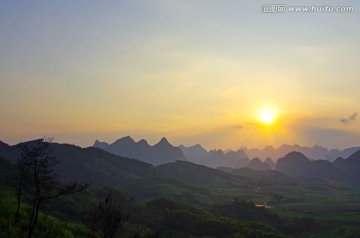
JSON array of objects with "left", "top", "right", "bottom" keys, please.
[
  {"left": 340, "top": 112, "right": 357, "bottom": 124},
  {"left": 234, "top": 125, "right": 243, "bottom": 129}
]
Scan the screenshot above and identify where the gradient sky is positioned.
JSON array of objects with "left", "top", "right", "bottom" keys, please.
[{"left": 1, "top": 0, "right": 359, "bottom": 150}]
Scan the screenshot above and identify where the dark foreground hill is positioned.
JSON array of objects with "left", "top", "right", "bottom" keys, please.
[
  {"left": 0, "top": 141, "right": 301, "bottom": 238},
  {"left": 0, "top": 155, "right": 292, "bottom": 238},
  {"left": 0, "top": 139, "right": 257, "bottom": 205}
]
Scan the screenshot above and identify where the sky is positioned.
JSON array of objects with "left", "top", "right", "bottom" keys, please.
[{"left": 0, "top": 0, "right": 359, "bottom": 150}]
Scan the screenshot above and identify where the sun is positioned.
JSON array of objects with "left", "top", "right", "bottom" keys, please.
[{"left": 258, "top": 108, "right": 276, "bottom": 125}]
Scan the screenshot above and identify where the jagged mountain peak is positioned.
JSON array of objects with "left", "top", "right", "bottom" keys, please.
[
  {"left": 113, "top": 136, "right": 135, "bottom": 144},
  {"left": 263, "top": 145, "right": 275, "bottom": 150},
  {"left": 156, "top": 137, "right": 171, "bottom": 146},
  {"left": 264, "top": 157, "right": 276, "bottom": 169},
  {"left": 192, "top": 144, "right": 205, "bottom": 149},
  {"left": 137, "top": 139, "right": 149, "bottom": 146},
  {"left": 92, "top": 136, "right": 187, "bottom": 165},
  {"left": 247, "top": 157, "right": 269, "bottom": 171},
  {"left": 251, "top": 157, "right": 262, "bottom": 163},
  {"left": 265, "top": 157, "right": 274, "bottom": 163},
  {"left": 93, "top": 140, "right": 110, "bottom": 149}
]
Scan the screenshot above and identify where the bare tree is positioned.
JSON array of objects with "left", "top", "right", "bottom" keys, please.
[{"left": 16, "top": 138, "right": 87, "bottom": 238}]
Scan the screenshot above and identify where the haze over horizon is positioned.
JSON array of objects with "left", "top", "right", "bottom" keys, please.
[{"left": 1, "top": 1, "right": 360, "bottom": 149}]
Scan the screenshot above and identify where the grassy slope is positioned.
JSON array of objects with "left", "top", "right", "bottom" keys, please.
[{"left": 0, "top": 194, "right": 89, "bottom": 238}]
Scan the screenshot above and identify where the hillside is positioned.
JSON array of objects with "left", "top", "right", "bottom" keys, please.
[
  {"left": 218, "top": 167, "right": 291, "bottom": 183},
  {"left": 2, "top": 139, "right": 360, "bottom": 237},
  {"left": 0, "top": 140, "right": 253, "bottom": 205},
  {"left": 0, "top": 155, "right": 289, "bottom": 238}
]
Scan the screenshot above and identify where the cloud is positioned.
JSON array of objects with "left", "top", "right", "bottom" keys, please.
[
  {"left": 349, "top": 112, "right": 357, "bottom": 120},
  {"left": 340, "top": 112, "right": 357, "bottom": 124},
  {"left": 234, "top": 125, "right": 243, "bottom": 129}
]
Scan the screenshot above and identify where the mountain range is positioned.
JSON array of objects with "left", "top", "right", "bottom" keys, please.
[
  {"left": 241, "top": 144, "right": 360, "bottom": 162},
  {"left": 179, "top": 144, "right": 249, "bottom": 168},
  {"left": 93, "top": 136, "right": 360, "bottom": 171},
  {"left": 3, "top": 137, "right": 360, "bottom": 185},
  {"left": 93, "top": 136, "right": 187, "bottom": 165},
  {"left": 2, "top": 138, "right": 360, "bottom": 238},
  {"left": 0, "top": 139, "right": 257, "bottom": 205},
  {"left": 276, "top": 151, "right": 360, "bottom": 182}
]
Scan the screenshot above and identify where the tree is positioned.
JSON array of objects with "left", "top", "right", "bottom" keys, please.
[
  {"left": 15, "top": 146, "right": 32, "bottom": 224},
  {"left": 16, "top": 138, "right": 87, "bottom": 238},
  {"left": 91, "top": 192, "right": 127, "bottom": 238}
]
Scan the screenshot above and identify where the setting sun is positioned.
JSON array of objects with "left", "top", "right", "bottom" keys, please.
[{"left": 258, "top": 109, "right": 276, "bottom": 125}]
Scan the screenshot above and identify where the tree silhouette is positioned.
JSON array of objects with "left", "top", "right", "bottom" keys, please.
[
  {"left": 91, "top": 192, "right": 127, "bottom": 238},
  {"left": 16, "top": 138, "right": 87, "bottom": 238},
  {"left": 15, "top": 146, "right": 32, "bottom": 224}
]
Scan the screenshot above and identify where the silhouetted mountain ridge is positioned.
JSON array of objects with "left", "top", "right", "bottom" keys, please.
[
  {"left": 246, "top": 157, "right": 270, "bottom": 171},
  {"left": 276, "top": 150, "right": 360, "bottom": 182},
  {"left": 264, "top": 157, "right": 276, "bottom": 169},
  {"left": 241, "top": 144, "right": 360, "bottom": 162},
  {"left": 93, "top": 136, "right": 187, "bottom": 165},
  {"left": 179, "top": 145, "right": 249, "bottom": 168}
]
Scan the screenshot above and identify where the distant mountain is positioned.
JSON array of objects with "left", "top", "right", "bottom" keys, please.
[
  {"left": 179, "top": 144, "right": 208, "bottom": 164},
  {"left": 93, "top": 136, "right": 187, "bottom": 165},
  {"left": 205, "top": 149, "right": 249, "bottom": 168},
  {"left": 275, "top": 151, "right": 360, "bottom": 182},
  {"left": 246, "top": 158, "right": 270, "bottom": 171},
  {"left": 332, "top": 157, "right": 345, "bottom": 167},
  {"left": 339, "top": 150, "right": 360, "bottom": 168},
  {"left": 241, "top": 144, "right": 360, "bottom": 162},
  {"left": 264, "top": 157, "right": 276, "bottom": 170},
  {"left": 276, "top": 152, "right": 311, "bottom": 177},
  {"left": 333, "top": 150, "right": 360, "bottom": 182},
  {"left": 179, "top": 145, "right": 249, "bottom": 168},
  {"left": 93, "top": 140, "right": 109, "bottom": 150},
  {"left": 331, "top": 147, "right": 360, "bottom": 160}
]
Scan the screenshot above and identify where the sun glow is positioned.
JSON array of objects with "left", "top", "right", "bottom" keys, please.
[{"left": 258, "top": 108, "right": 276, "bottom": 125}]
